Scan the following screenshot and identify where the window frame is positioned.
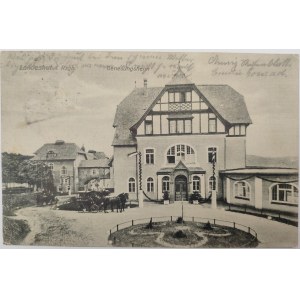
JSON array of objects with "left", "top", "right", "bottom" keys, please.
[
  {"left": 166, "top": 144, "right": 196, "bottom": 164},
  {"left": 145, "top": 120, "right": 153, "bottom": 135},
  {"left": 48, "top": 163, "right": 54, "bottom": 171},
  {"left": 208, "top": 113, "right": 217, "bottom": 133},
  {"left": 192, "top": 175, "right": 201, "bottom": 192},
  {"left": 145, "top": 148, "right": 155, "bottom": 165},
  {"left": 168, "top": 119, "right": 193, "bottom": 135},
  {"left": 208, "top": 176, "right": 217, "bottom": 192},
  {"left": 234, "top": 181, "right": 251, "bottom": 200},
  {"left": 207, "top": 147, "right": 217, "bottom": 163},
  {"left": 61, "top": 166, "right": 67, "bottom": 175},
  {"left": 146, "top": 177, "right": 154, "bottom": 192},
  {"left": 162, "top": 176, "right": 170, "bottom": 193},
  {"left": 128, "top": 177, "right": 136, "bottom": 193},
  {"left": 269, "top": 183, "right": 298, "bottom": 206}
]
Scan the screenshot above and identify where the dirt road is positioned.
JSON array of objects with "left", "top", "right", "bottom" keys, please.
[{"left": 9, "top": 202, "right": 298, "bottom": 248}]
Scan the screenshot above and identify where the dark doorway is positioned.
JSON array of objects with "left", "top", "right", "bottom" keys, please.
[{"left": 175, "top": 175, "right": 188, "bottom": 201}]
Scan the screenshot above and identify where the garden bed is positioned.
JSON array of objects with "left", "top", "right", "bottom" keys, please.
[{"left": 109, "top": 221, "right": 258, "bottom": 248}]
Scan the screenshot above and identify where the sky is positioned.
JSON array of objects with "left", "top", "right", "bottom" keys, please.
[{"left": 1, "top": 51, "right": 298, "bottom": 158}]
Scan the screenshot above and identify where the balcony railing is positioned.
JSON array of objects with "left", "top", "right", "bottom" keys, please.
[{"left": 169, "top": 102, "right": 192, "bottom": 111}]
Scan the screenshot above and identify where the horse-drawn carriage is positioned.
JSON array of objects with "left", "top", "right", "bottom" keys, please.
[
  {"left": 76, "top": 191, "right": 129, "bottom": 213},
  {"left": 36, "top": 192, "right": 58, "bottom": 206}
]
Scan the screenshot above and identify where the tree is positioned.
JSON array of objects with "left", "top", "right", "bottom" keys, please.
[
  {"left": 18, "top": 160, "right": 55, "bottom": 193},
  {"left": 2, "top": 152, "right": 33, "bottom": 185}
]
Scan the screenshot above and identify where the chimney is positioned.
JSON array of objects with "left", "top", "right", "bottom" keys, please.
[{"left": 143, "top": 79, "right": 148, "bottom": 96}]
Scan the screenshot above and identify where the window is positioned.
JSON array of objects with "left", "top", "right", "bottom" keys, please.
[
  {"left": 192, "top": 176, "right": 200, "bottom": 192},
  {"left": 162, "top": 176, "right": 170, "bottom": 192},
  {"left": 48, "top": 163, "right": 54, "bottom": 171},
  {"left": 271, "top": 184, "right": 298, "bottom": 205},
  {"left": 185, "top": 119, "right": 192, "bottom": 133},
  {"left": 168, "top": 119, "right": 192, "bottom": 134},
  {"left": 128, "top": 178, "right": 136, "bottom": 193},
  {"left": 46, "top": 150, "right": 57, "bottom": 159},
  {"left": 169, "top": 120, "right": 176, "bottom": 134},
  {"left": 147, "top": 177, "right": 154, "bottom": 192},
  {"left": 208, "top": 113, "right": 217, "bottom": 133},
  {"left": 61, "top": 166, "right": 67, "bottom": 175},
  {"left": 208, "top": 147, "right": 217, "bottom": 163},
  {"left": 145, "top": 120, "right": 153, "bottom": 135},
  {"left": 177, "top": 120, "right": 184, "bottom": 133},
  {"left": 209, "top": 176, "right": 217, "bottom": 192},
  {"left": 234, "top": 181, "right": 250, "bottom": 200},
  {"left": 179, "top": 92, "right": 186, "bottom": 102},
  {"left": 167, "top": 144, "right": 195, "bottom": 164},
  {"left": 145, "top": 149, "right": 154, "bottom": 164},
  {"left": 168, "top": 92, "right": 175, "bottom": 102}
]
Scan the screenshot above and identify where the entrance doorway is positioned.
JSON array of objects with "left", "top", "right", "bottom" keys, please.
[{"left": 175, "top": 175, "right": 188, "bottom": 201}]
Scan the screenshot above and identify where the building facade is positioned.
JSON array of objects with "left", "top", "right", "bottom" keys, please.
[
  {"left": 32, "top": 140, "right": 112, "bottom": 194},
  {"left": 112, "top": 66, "right": 298, "bottom": 213},
  {"left": 78, "top": 157, "right": 112, "bottom": 191},
  {"left": 112, "top": 67, "right": 251, "bottom": 201}
]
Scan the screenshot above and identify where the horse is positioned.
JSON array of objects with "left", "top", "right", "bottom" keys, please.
[{"left": 118, "top": 193, "right": 129, "bottom": 212}]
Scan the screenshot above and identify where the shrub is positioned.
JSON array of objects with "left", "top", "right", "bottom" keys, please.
[
  {"left": 2, "top": 193, "right": 38, "bottom": 216},
  {"left": 163, "top": 191, "right": 169, "bottom": 200},
  {"left": 189, "top": 191, "right": 202, "bottom": 203},
  {"left": 2, "top": 216, "right": 30, "bottom": 245}
]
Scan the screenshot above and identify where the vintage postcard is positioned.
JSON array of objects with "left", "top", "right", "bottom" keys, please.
[{"left": 1, "top": 51, "right": 298, "bottom": 248}]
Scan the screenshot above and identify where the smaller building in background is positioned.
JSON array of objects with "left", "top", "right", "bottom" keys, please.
[
  {"left": 31, "top": 140, "right": 113, "bottom": 194},
  {"left": 78, "top": 157, "right": 113, "bottom": 192}
]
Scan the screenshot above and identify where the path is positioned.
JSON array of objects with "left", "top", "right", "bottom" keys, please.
[{"left": 9, "top": 202, "right": 298, "bottom": 248}]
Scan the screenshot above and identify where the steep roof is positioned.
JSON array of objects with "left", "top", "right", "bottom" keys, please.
[
  {"left": 112, "top": 83, "right": 252, "bottom": 146},
  {"left": 79, "top": 158, "right": 110, "bottom": 168},
  {"left": 166, "top": 66, "right": 192, "bottom": 85},
  {"left": 32, "top": 142, "right": 85, "bottom": 161},
  {"left": 197, "top": 85, "right": 252, "bottom": 124},
  {"left": 112, "top": 87, "right": 163, "bottom": 146}
]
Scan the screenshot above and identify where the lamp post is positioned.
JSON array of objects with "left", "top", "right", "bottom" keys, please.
[{"left": 211, "top": 150, "right": 217, "bottom": 209}]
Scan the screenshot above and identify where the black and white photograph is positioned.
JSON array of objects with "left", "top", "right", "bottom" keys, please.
[{"left": 1, "top": 50, "right": 298, "bottom": 248}]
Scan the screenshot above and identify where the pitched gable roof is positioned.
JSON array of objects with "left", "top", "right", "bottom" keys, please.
[
  {"left": 112, "top": 83, "right": 252, "bottom": 146},
  {"left": 166, "top": 66, "right": 192, "bottom": 85},
  {"left": 196, "top": 85, "right": 252, "bottom": 124},
  {"left": 112, "top": 87, "right": 163, "bottom": 146},
  {"left": 79, "top": 158, "right": 110, "bottom": 168},
  {"left": 32, "top": 142, "right": 85, "bottom": 161}
]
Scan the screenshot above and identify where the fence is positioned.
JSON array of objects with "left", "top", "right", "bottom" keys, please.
[{"left": 108, "top": 215, "right": 258, "bottom": 246}]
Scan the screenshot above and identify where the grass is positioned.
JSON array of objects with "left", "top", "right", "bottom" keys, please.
[
  {"left": 2, "top": 192, "right": 37, "bottom": 245},
  {"left": 2, "top": 216, "right": 30, "bottom": 245},
  {"left": 2, "top": 193, "right": 37, "bottom": 216},
  {"left": 110, "top": 221, "right": 258, "bottom": 248}
]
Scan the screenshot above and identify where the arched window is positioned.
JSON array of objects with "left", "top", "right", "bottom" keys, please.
[
  {"left": 162, "top": 176, "right": 170, "bottom": 192},
  {"left": 192, "top": 176, "right": 200, "bottom": 192},
  {"left": 234, "top": 181, "right": 250, "bottom": 200},
  {"left": 209, "top": 176, "right": 217, "bottom": 192},
  {"left": 61, "top": 166, "right": 67, "bottom": 175},
  {"left": 147, "top": 177, "right": 154, "bottom": 192},
  {"left": 128, "top": 178, "right": 136, "bottom": 193},
  {"left": 270, "top": 184, "right": 298, "bottom": 205},
  {"left": 166, "top": 144, "right": 195, "bottom": 164}
]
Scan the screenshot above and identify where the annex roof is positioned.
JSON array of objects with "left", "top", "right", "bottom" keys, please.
[
  {"left": 220, "top": 168, "right": 298, "bottom": 175},
  {"left": 79, "top": 158, "right": 110, "bottom": 168}
]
